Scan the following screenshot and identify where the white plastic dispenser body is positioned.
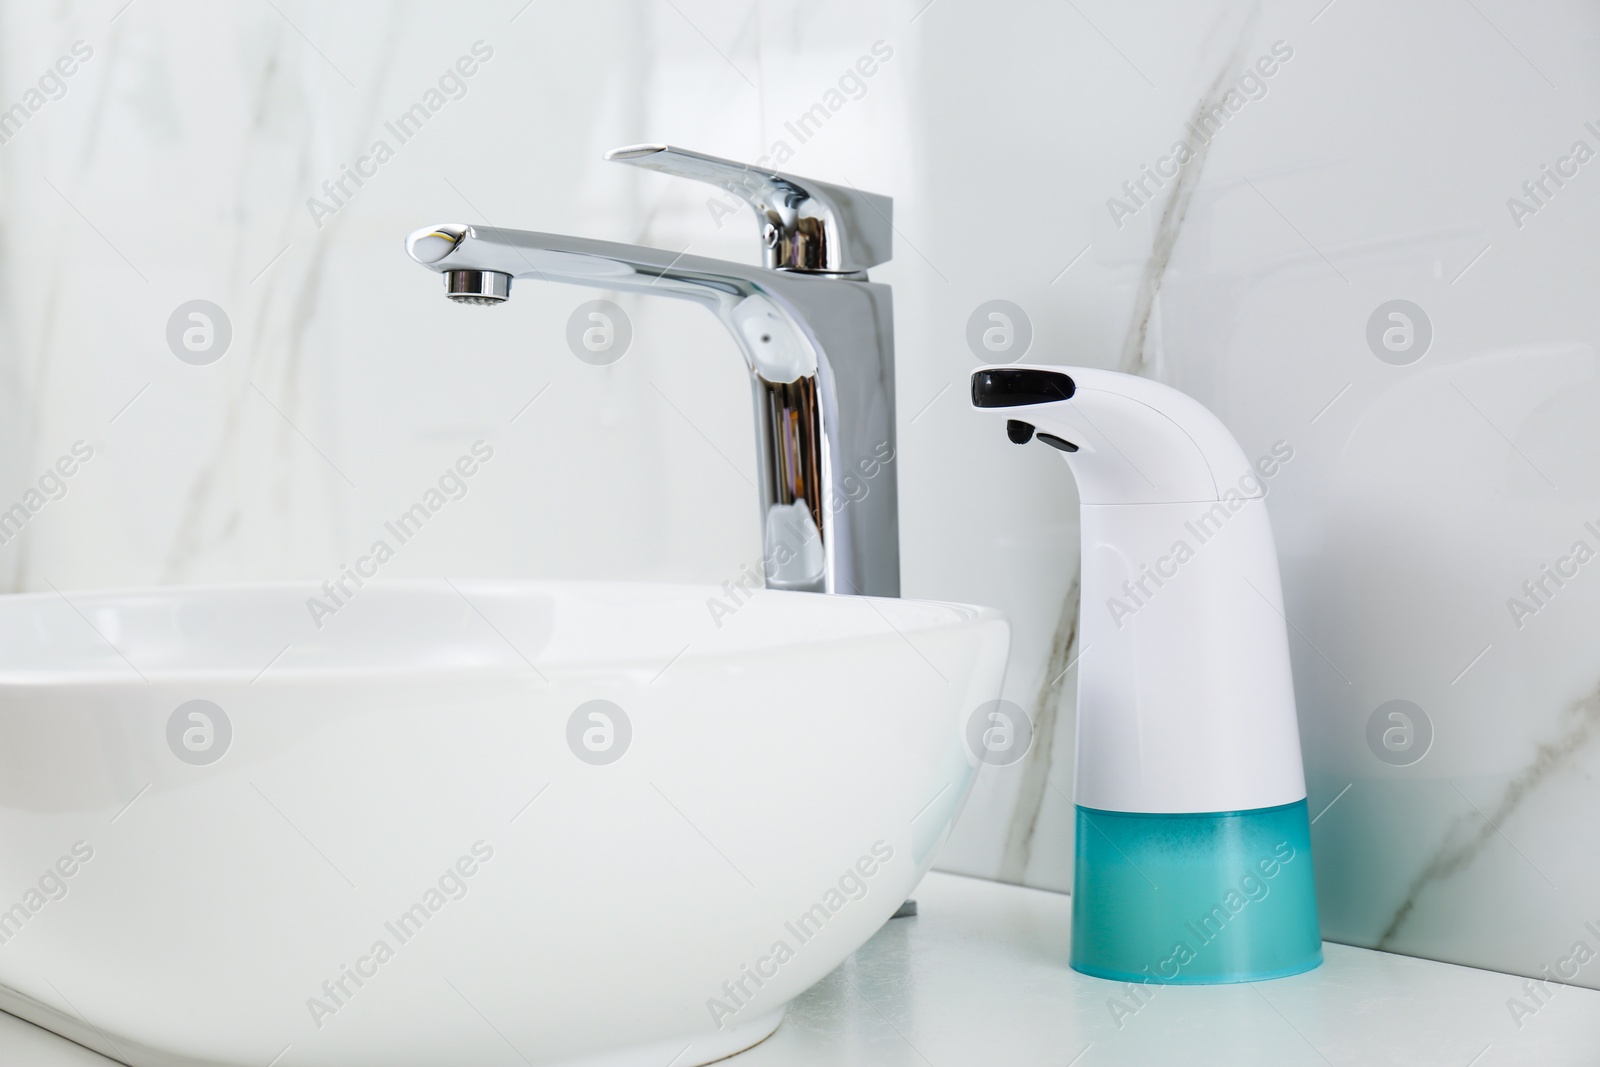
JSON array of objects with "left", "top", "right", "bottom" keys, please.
[{"left": 972, "top": 365, "right": 1322, "bottom": 984}]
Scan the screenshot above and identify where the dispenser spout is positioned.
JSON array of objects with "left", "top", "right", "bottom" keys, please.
[{"left": 973, "top": 365, "right": 1261, "bottom": 505}]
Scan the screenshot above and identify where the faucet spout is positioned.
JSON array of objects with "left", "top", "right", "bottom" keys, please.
[{"left": 406, "top": 221, "right": 900, "bottom": 598}]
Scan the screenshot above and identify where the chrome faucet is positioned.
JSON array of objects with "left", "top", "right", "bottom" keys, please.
[{"left": 406, "top": 145, "right": 899, "bottom": 597}]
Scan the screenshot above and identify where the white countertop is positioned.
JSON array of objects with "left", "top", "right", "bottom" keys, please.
[
  {"left": 6, "top": 871, "right": 1599, "bottom": 1066},
  {"left": 741, "top": 872, "right": 1600, "bottom": 1066}
]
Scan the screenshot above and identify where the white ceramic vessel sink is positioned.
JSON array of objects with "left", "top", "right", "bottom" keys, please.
[{"left": 0, "top": 581, "right": 1008, "bottom": 1067}]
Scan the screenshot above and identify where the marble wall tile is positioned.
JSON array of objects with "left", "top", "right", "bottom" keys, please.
[{"left": 2, "top": 0, "right": 1598, "bottom": 990}]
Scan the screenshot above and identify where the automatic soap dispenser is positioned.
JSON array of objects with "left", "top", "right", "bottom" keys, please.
[{"left": 972, "top": 365, "right": 1322, "bottom": 984}]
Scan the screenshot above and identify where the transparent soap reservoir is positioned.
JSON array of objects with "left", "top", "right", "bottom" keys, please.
[{"left": 1071, "top": 800, "right": 1323, "bottom": 984}]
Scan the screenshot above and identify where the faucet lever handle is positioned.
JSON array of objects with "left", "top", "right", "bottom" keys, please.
[{"left": 605, "top": 143, "right": 891, "bottom": 275}]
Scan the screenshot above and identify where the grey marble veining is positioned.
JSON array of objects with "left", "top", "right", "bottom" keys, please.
[
  {"left": 1117, "top": 11, "right": 1251, "bottom": 379},
  {"left": 1379, "top": 681, "right": 1600, "bottom": 949},
  {"left": 984, "top": 9, "right": 1261, "bottom": 888},
  {"left": 996, "top": 573, "right": 1077, "bottom": 884}
]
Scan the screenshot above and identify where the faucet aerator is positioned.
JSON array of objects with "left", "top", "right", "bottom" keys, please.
[{"left": 445, "top": 269, "right": 511, "bottom": 305}]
